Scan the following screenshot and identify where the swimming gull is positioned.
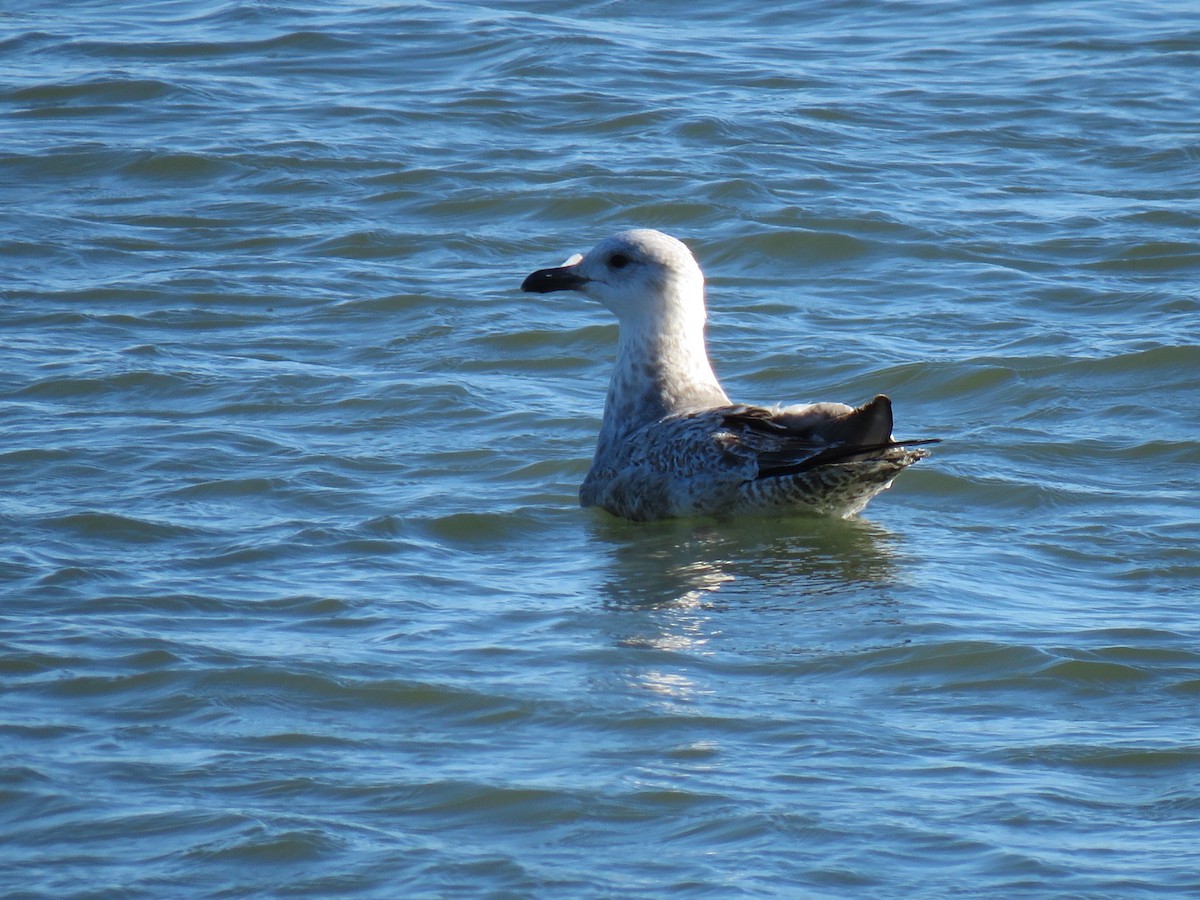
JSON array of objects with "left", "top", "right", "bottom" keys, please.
[{"left": 521, "top": 228, "right": 938, "bottom": 521}]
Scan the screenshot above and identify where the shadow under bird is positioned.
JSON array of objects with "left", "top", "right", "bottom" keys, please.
[{"left": 521, "top": 228, "right": 938, "bottom": 521}]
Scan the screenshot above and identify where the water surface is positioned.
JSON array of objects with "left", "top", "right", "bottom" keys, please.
[{"left": 2, "top": 1, "right": 1199, "bottom": 896}]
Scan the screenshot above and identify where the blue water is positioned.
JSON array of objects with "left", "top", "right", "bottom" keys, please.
[{"left": 3, "top": 1, "right": 1199, "bottom": 896}]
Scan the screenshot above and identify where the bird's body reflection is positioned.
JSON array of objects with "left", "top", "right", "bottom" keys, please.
[
  {"left": 586, "top": 514, "right": 911, "bottom": 706},
  {"left": 591, "top": 514, "right": 905, "bottom": 610}
]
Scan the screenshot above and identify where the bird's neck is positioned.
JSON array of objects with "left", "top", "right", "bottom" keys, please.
[{"left": 595, "top": 310, "right": 729, "bottom": 456}]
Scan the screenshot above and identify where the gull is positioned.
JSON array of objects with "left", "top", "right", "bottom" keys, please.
[{"left": 521, "top": 228, "right": 937, "bottom": 521}]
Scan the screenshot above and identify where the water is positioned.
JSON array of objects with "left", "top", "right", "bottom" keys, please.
[{"left": 2, "top": 1, "right": 1199, "bottom": 895}]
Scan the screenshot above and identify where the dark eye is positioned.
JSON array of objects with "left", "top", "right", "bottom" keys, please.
[{"left": 608, "top": 253, "right": 630, "bottom": 269}]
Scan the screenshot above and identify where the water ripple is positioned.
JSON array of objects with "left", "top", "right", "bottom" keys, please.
[{"left": 3, "top": 0, "right": 1200, "bottom": 896}]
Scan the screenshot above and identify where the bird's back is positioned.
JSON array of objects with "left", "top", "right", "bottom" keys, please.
[{"left": 581, "top": 397, "right": 933, "bottom": 521}]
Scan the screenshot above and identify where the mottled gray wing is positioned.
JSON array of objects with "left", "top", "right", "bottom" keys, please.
[{"left": 714, "top": 400, "right": 936, "bottom": 480}]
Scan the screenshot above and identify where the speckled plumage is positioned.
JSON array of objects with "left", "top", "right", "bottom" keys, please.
[{"left": 522, "top": 229, "right": 936, "bottom": 521}]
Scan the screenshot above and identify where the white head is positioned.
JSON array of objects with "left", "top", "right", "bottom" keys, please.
[
  {"left": 522, "top": 228, "right": 706, "bottom": 327},
  {"left": 522, "top": 228, "right": 729, "bottom": 434}
]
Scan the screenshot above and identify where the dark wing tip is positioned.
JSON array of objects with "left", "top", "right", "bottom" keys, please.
[
  {"left": 753, "top": 437, "right": 940, "bottom": 480},
  {"left": 858, "top": 394, "right": 894, "bottom": 445}
]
